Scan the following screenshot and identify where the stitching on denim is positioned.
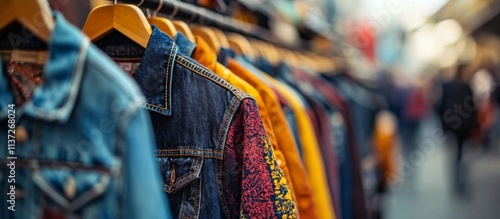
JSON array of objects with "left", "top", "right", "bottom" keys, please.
[
  {"left": 32, "top": 168, "right": 112, "bottom": 212},
  {"left": 165, "top": 158, "right": 203, "bottom": 191},
  {"left": 164, "top": 157, "right": 202, "bottom": 192},
  {"left": 216, "top": 97, "right": 241, "bottom": 153},
  {"left": 175, "top": 56, "right": 251, "bottom": 100},
  {"left": 157, "top": 154, "right": 222, "bottom": 159},
  {"left": 156, "top": 148, "right": 221, "bottom": 153},
  {"left": 69, "top": 175, "right": 111, "bottom": 211},
  {"left": 179, "top": 184, "right": 187, "bottom": 218},
  {"left": 156, "top": 152, "right": 223, "bottom": 159},
  {"left": 177, "top": 59, "right": 232, "bottom": 92},
  {"left": 164, "top": 45, "right": 175, "bottom": 111},
  {"left": 216, "top": 159, "right": 231, "bottom": 218},
  {"left": 145, "top": 103, "right": 168, "bottom": 111},
  {"left": 28, "top": 39, "right": 88, "bottom": 121},
  {"left": 193, "top": 177, "right": 201, "bottom": 218},
  {"left": 156, "top": 151, "right": 223, "bottom": 159}
]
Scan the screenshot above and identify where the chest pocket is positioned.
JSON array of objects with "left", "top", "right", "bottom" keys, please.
[
  {"left": 32, "top": 166, "right": 115, "bottom": 213},
  {"left": 159, "top": 156, "right": 203, "bottom": 193},
  {"left": 158, "top": 156, "right": 204, "bottom": 218}
]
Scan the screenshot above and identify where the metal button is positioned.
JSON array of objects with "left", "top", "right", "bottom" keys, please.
[
  {"left": 15, "top": 126, "right": 28, "bottom": 143},
  {"left": 64, "top": 176, "right": 76, "bottom": 200},
  {"left": 170, "top": 165, "right": 176, "bottom": 183}
]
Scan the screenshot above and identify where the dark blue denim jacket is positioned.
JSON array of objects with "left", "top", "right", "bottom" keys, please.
[
  {"left": 0, "top": 12, "right": 171, "bottom": 219},
  {"left": 98, "top": 27, "right": 255, "bottom": 218}
]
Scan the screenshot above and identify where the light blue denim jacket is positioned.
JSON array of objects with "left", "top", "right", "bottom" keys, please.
[{"left": 0, "top": 12, "right": 171, "bottom": 219}]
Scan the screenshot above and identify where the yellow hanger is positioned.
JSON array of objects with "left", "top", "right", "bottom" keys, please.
[
  {"left": 227, "top": 33, "right": 255, "bottom": 61},
  {"left": 191, "top": 25, "right": 221, "bottom": 53},
  {"left": 82, "top": 3, "right": 152, "bottom": 48},
  {"left": 173, "top": 20, "right": 195, "bottom": 43},
  {"left": 146, "top": 3, "right": 177, "bottom": 38},
  {"left": 0, "top": 0, "right": 54, "bottom": 43}
]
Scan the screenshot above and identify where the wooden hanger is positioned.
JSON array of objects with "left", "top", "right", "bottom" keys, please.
[
  {"left": 82, "top": 3, "right": 152, "bottom": 48},
  {"left": 280, "top": 48, "right": 298, "bottom": 69},
  {"left": 267, "top": 43, "right": 282, "bottom": 65},
  {"left": 191, "top": 25, "right": 221, "bottom": 53},
  {"left": 258, "top": 42, "right": 280, "bottom": 65},
  {"left": 227, "top": 33, "right": 255, "bottom": 60},
  {"left": 249, "top": 39, "right": 263, "bottom": 59},
  {"left": 210, "top": 28, "right": 229, "bottom": 48},
  {"left": 146, "top": 3, "right": 177, "bottom": 38},
  {"left": 251, "top": 40, "right": 269, "bottom": 60},
  {"left": 0, "top": 0, "right": 54, "bottom": 64},
  {"left": 0, "top": 0, "right": 54, "bottom": 43},
  {"left": 173, "top": 20, "right": 195, "bottom": 43}
]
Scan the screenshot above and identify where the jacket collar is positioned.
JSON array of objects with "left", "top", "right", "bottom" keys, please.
[
  {"left": 0, "top": 12, "right": 88, "bottom": 123},
  {"left": 134, "top": 26, "right": 178, "bottom": 116},
  {"left": 174, "top": 33, "right": 196, "bottom": 57}
]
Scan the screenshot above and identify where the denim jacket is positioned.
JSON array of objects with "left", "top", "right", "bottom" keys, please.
[
  {"left": 0, "top": 13, "right": 171, "bottom": 219},
  {"left": 96, "top": 27, "right": 297, "bottom": 218}
]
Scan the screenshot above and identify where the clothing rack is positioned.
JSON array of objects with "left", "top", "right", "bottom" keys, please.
[{"left": 119, "top": 0, "right": 328, "bottom": 53}]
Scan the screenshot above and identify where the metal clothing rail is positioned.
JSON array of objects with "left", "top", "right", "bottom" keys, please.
[{"left": 118, "top": 0, "right": 317, "bottom": 52}]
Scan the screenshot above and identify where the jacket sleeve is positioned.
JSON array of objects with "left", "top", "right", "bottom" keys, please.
[
  {"left": 222, "top": 98, "right": 298, "bottom": 218},
  {"left": 121, "top": 106, "right": 172, "bottom": 219}
]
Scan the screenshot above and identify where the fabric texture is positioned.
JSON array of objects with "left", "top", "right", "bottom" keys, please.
[
  {"left": 189, "top": 37, "right": 295, "bottom": 201},
  {"left": 224, "top": 99, "right": 297, "bottom": 218},
  {"left": 227, "top": 58, "right": 318, "bottom": 219},
  {"left": 263, "top": 74, "right": 336, "bottom": 219},
  {"left": 97, "top": 26, "right": 297, "bottom": 218},
  {"left": 0, "top": 12, "right": 171, "bottom": 219}
]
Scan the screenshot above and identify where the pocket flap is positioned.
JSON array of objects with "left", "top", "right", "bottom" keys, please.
[
  {"left": 33, "top": 168, "right": 111, "bottom": 212},
  {"left": 158, "top": 156, "right": 203, "bottom": 193}
]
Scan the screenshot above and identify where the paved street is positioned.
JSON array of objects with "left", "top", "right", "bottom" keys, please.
[{"left": 384, "top": 116, "right": 500, "bottom": 219}]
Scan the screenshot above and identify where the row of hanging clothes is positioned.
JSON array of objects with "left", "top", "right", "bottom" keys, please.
[{"left": 0, "top": 0, "right": 399, "bottom": 218}]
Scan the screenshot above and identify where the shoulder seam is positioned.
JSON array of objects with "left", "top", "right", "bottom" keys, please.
[{"left": 175, "top": 56, "right": 252, "bottom": 101}]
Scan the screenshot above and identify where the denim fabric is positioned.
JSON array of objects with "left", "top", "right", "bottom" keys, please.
[
  {"left": 96, "top": 26, "right": 254, "bottom": 219},
  {"left": 217, "top": 48, "right": 236, "bottom": 66},
  {"left": 0, "top": 12, "right": 171, "bottom": 219},
  {"left": 174, "top": 33, "right": 196, "bottom": 57}
]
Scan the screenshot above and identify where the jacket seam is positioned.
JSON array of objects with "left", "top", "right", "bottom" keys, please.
[
  {"left": 164, "top": 45, "right": 175, "bottom": 110},
  {"left": 155, "top": 149, "right": 223, "bottom": 159},
  {"left": 163, "top": 157, "right": 202, "bottom": 192},
  {"left": 175, "top": 56, "right": 251, "bottom": 101},
  {"left": 215, "top": 97, "right": 241, "bottom": 219}
]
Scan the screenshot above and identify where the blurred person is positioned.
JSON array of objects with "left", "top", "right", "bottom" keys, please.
[
  {"left": 377, "top": 70, "right": 424, "bottom": 162},
  {"left": 437, "top": 64, "right": 478, "bottom": 195},
  {"left": 471, "top": 34, "right": 500, "bottom": 151},
  {"left": 372, "top": 110, "right": 399, "bottom": 219},
  {"left": 470, "top": 68, "right": 498, "bottom": 151},
  {"left": 401, "top": 84, "right": 428, "bottom": 156},
  {"left": 373, "top": 110, "right": 399, "bottom": 186}
]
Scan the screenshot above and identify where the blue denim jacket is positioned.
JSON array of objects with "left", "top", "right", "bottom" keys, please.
[
  {"left": 0, "top": 12, "right": 171, "bottom": 219},
  {"left": 96, "top": 26, "right": 260, "bottom": 218}
]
